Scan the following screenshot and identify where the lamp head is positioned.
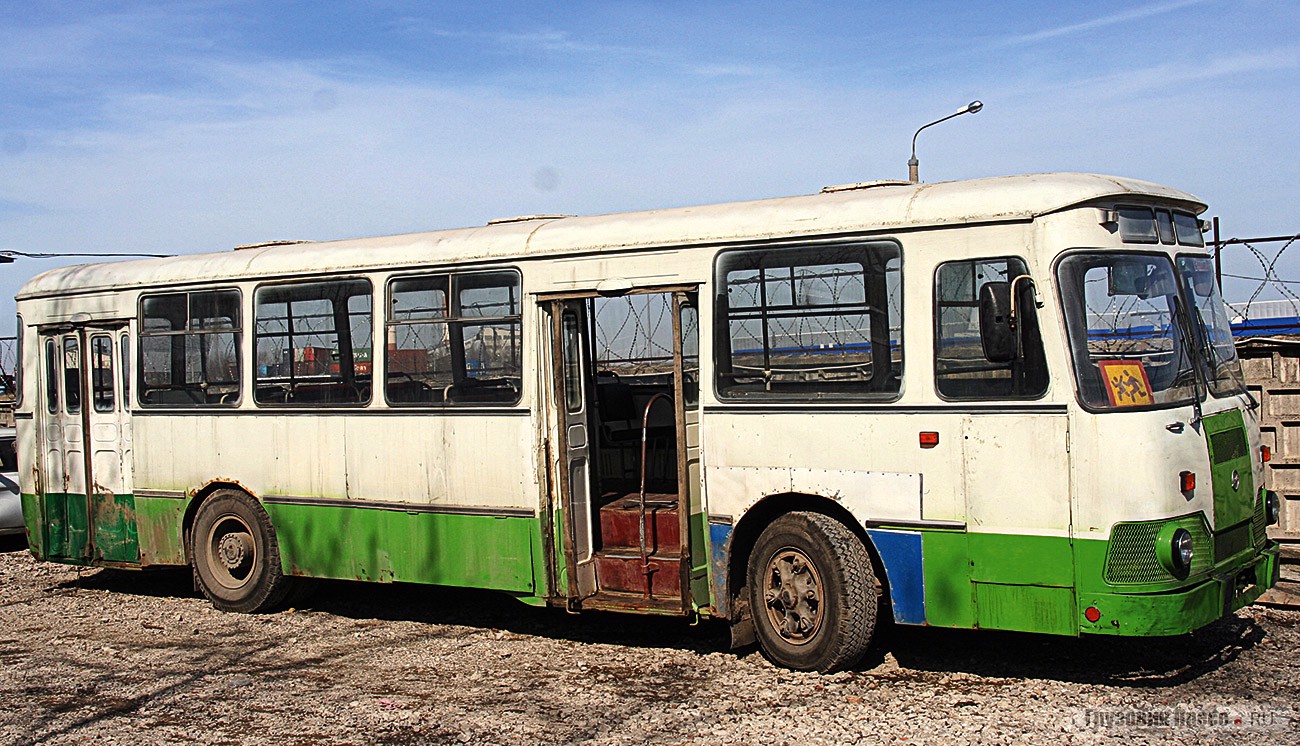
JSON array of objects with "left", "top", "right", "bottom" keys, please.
[{"left": 959, "top": 100, "right": 984, "bottom": 115}]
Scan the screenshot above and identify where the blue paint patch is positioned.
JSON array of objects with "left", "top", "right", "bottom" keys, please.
[
  {"left": 709, "top": 522, "right": 734, "bottom": 617},
  {"left": 865, "top": 529, "right": 925, "bottom": 625}
]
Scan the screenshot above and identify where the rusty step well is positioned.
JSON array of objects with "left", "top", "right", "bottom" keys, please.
[
  {"left": 598, "top": 493, "right": 680, "bottom": 553},
  {"left": 593, "top": 552, "right": 683, "bottom": 598}
]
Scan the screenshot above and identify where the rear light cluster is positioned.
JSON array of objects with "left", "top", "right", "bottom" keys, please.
[{"left": 1179, "top": 471, "right": 1195, "bottom": 495}]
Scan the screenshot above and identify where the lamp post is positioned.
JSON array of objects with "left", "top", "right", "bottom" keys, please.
[{"left": 908, "top": 100, "right": 983, "bottom": 184}]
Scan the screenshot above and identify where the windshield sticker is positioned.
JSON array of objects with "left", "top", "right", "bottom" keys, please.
[{"left": 1099, "top": 360, "right": 1154, "bottom": 407}]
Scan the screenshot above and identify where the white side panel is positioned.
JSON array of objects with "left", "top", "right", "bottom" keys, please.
[
  {"left": 134, "top": 413, "right": 537, "bottom": 510},
  {"left": 961, "top": 414, "right": 1070, "bottom": 535},
  {"left": 706, "top": 464, "right": 921, "bottom": 522},
  {"left": 342, "top": 415, "right": 534, "bottom": 508},
  {"left": 702, "top": 412, "right": 968, "bottom": 524}
]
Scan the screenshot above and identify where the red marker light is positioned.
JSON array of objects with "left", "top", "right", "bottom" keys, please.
[
  {"left": 1179, "top": 471, "right": 1196, "bottom": 494},
  {"left": 1262, "top": 445, "right": 1272, "bottom": 463},
  {"left": 919, "top": 432, "right": 939, "bottom": 449},
  {"left": 1084, "top": 606, "right": 1101, "bottom": 623}
]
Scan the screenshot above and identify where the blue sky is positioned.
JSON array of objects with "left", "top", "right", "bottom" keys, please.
[{"left": 2, "top": 0, "right": 1299, "bottom": 327}]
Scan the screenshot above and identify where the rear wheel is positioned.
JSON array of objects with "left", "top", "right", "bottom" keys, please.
[
  {"left": 747, "top": 511, "right": 878, "bottom": 672},
  {"left": 191, "top": 489, "right": 292, "bottom": 613}
]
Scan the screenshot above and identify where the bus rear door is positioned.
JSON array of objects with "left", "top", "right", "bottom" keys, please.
[{"left": 38, "top": 323, "right": 137, "bottom": 563}]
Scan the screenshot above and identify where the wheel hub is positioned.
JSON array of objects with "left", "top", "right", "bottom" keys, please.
[
  {"left": 217, "top": 532, "right": 253, "bottom": 570},
  {"left": 763, "top": 548, "right": 825, "bottom": 645}
]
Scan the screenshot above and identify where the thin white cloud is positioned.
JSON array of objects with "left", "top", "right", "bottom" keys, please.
[
  {"left": 995, "top": 46, "right": 1300, "bottom": 103},
  {"left": 385, "top": 18, "right": 655, "bottom": 59},
  {"left": 992, "top": 0, "right": 1212, "bottom": 47}
]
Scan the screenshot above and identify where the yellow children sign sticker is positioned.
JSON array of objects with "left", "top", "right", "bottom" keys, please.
[{"left": 1098, "top": 359, "right": 1154, "bottom": 407}]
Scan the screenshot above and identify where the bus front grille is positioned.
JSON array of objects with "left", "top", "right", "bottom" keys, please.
[
  {"left": 1104, "top": 516, "right": 1211, "bottom": 585},
  {"left": 1251, "top": 492, "right": 1268, "bottom": 547}
]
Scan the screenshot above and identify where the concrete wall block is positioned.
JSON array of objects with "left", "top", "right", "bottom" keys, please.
[
  {"left": 1267, "top": 464, "right": 1300, "bottom": 492},
  {"left": 1277, "top": 351, "right": 1300, "bottom": 383},
  {"left": 1240, "top": 355, "right": 1278, "bottom": 382},
  {"left": 1281, "top": 493, "right": 1300, "bottom": 537},
  {"left": 1266, "top": 390, "right": 1300, "bottom": 417}
]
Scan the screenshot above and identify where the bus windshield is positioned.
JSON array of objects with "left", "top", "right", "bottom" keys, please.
[
  {"left": 1177, "top": 255, "right": 1247, "bottom": 397},
  {"left": 1057, "top": 253, "right": 1199, "bottom": 410}
]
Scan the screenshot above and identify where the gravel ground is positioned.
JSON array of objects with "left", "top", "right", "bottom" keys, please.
[{"left": 1, "top": 536, "right": 1297, "bottom": 746}]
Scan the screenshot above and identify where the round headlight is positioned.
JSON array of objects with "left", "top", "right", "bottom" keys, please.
[
  {"left": 1156, "top": 524, "right": 1195, "bottom": 577},
  {"left": 1172, "top": 528, "right": 1194, "bottom": 572},
  {"left": 1266, "top": 491, "right": 1281, "bottom": 526}
]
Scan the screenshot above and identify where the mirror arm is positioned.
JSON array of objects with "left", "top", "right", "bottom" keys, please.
[{"left": 1008, "top": 274, "right": 1040, "bottom": 329}]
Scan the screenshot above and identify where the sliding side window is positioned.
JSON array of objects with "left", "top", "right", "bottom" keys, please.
[
  {"left": 715, "top": 242, "right": 902, "bottom": 400},
  {"left": 254, "top": 279, "right": 373, "bottom": 406},
  {"left": 934, "top": 257, "right": 1048, "bottom": 399},
  {"left": 139, "top": 290, "right": 242, "bottom": 406},
  {"left": 386, "top": 270, "right": 522, "bottom": 405}
]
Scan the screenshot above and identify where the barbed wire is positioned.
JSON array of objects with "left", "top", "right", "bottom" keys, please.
[
  {"left": 1, "top": 250, "right": 173, "bottom": 259},
  {"left": 1234, "top": 234, "right": 1300, "bottom": 322}
]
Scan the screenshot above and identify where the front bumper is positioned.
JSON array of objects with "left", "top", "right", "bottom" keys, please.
[{"left": 1078, "top": 544, "right": 1279, "bottom": 636}]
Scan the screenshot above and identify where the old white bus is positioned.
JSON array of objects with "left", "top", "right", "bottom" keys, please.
[{"left": 12, "top": 173, "right": 1280, "bottom": 671}]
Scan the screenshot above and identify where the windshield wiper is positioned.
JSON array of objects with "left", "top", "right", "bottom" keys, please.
[
  {"left": 1191, "top": 303, "right": 1259, "bottom": 410},
  {"left": 1171, "top": 294, "right": 1205, "bottom": 427}
]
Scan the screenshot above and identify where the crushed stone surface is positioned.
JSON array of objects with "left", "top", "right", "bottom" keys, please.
[{"left": 1, "top": 537, "right": 1297, "bottom": 745}]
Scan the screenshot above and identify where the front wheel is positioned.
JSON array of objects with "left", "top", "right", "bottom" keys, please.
[
  {"left": 191, "top": 489, "right": 293, "bottom": 613},
  {"left": 747, "top": 511, "right": 878, "bottom": 672}
]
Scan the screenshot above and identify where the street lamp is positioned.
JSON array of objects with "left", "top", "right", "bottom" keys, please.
[
  {"left": 908, "top": 100, "right": 983, "bottom": 184},
  {"left": 0, "top": 253, "right": 13, "bottom": 264}
]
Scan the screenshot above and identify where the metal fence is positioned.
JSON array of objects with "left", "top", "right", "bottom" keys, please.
[
  {"left": 0, "top": 336, "right": 14, "bottom": 398},
  {"left": 1214, "top": 229, "right": 1300, "bottom": 334}
]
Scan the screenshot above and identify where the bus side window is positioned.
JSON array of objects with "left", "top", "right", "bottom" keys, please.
[
  {"left": 385, "top": 269, "right": 522, "bottom": 406},
  {"left": 139, "top": 289, "right": 242, "bottom": 407},
  {"left": 254, "top": 279, "right": 373, "bottom": 406},
  {"left": 934, "top": 257, "right": 1048, "bottom": 400},
  {"left": 715, "top": 241, "right": 902, "bottom": 401}
]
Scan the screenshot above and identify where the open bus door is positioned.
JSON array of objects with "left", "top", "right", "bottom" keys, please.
[
  {"left": 543, "top": 289, "right": 701, "bottom": 614},
  {"left": 37, "top": 323, "right": 137, "bottom": 564}
]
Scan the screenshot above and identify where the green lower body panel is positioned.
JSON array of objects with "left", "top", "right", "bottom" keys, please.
[
  {"left": 905, "top": 523, "right": 1277, "bottom": 637},
  {"left": 135, "top": 496, "right": 187, "bottom": 566},
  {"left": 974, "top": 583, "right": 1077, "bottom": 636},
  {"left": 23, "top": 492, "right": 140, "bottom": 564},
  {"left": 20, "top": 493, "right": 43, "bottom": 556},
  {"left": 91, "top": 493, "right": 140, "bottom": 564},
  {"left": 919, "top": 530, "right": 1076, "bottom": 631},
  {"left": 264, "top": 502, "right": 538, "bottom": 595}
]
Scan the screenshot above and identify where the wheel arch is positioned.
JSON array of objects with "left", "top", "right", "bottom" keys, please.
[
  {"left": 726, "top": 492, "right": 891, "bottom": 622},
  {"left": 182, "top": 480, "right": 262, "bottom": 563}
]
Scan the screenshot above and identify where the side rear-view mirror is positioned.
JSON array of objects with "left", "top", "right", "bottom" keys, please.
[{"left": 979, "top": 281, "right": 1016, "bottom": 363}]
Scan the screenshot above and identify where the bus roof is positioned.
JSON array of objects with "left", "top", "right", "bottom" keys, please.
[{"left": 17, "top": 172, "right": 1204, "bottom": 300}]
